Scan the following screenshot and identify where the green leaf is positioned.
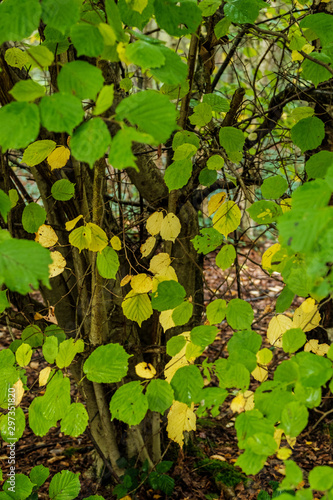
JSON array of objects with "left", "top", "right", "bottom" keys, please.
[
  {"left": 0, "top": 0, "right": 41, "bottom": 45},
  {"left": 280, "top": 402, "right": 308, "bottom": 437},
  {"left": 0, "top": 191, "right": 12, "bottom": 223},
  {"left": 151, "top": 281, "right": 186, "bottom": 311},
  {"left": 261, "top": 175, "right": 288, "bottom": 199},
  {"left": 96, "top": 246, "right": 120, "bottom": 279},
  {"left": 28, "top": 396, "right": 57, "bottom": 436},
  {"left": 26, "top": 45, "right": 54, "bottom": 69},
  {"left": 282, "top": 328, "right": 306, "bottom": 354},
  {"left": 301, "top": 52, "right": 332, "bottom": 87},
  {"left": 173, "top": 144, "right": 197, "bottom": 161},
  {"left": 9, "top": 80, "right": 45, "bottom": 102},
  {"left": 70, "top": 118, "right": 111, "bottom": 168},
  {"left": 22, "top": 203, "right": 46, "bottom": 233},
  {"left": 39, "top": 93, "right": 84, "bottom": 134},
  {"left": 116, "top": 90, "right": 177, "bottom": 144},
  {"left": 161, "top": 81, "right": 190, "bottom": 100},
  {"left": 51, "top": 179, "right": 75, "bottom": 201},
  {"left": 126, "top": 40, "right": 165, "bottom": 69},
  {"left": 3, "top": 474, "right": 34, "bottom": 500},
  {"left": 199, "top": 168, "right": 217, "bottom": 187},
  {"left": 216, "top": 244, "right": 236, "bottom": 270},
  {"left": 42, "top": 336, "right": 59, "bottom": 364},
  {"left": 29, "top": 465, "right": 50, "bottom": 489},
  {"left": 224, "top": 362, "right": 250, "bottom": 390},
  {"left": 212, "top": 200, "right": 241, "bottom": 237},
  {"left": 56, "top": 339, "right": 84, "bottom": 369},
  {"left": 235, "top": 409, "right": 275, "bottom": 448},
  {"left": 0, "top": 407, "right": 25, "bottom": 443},
  {"left": 164, "top": 160, "right": 192, "bottom": 191},
  {"left": 15, "top": 343, "right": 32, "bottom": 367},
  {"left": 219, "top": 127, "right": 245, "bottom": 154},
  {"left": 228, "top": 330, "right": 262, "bottom": 354},
  {"left": 191, "top": 228, "right": 223, "bottom": 255},
  {"left": 294, "top": 384, "right": 321, "bottom": 409},
  {"left": 41, "top": 371, "right": 71, "bottom": 422},
  {"left": 199, "top": 0, "right": 220, "bottom": 16},
  {"left": 293, "top": 351, "right": 333, "bottom": 388},
  {"left": 22, "top": 140, "right": 56, "bottom": 167},
  {"left": 190, "top": 325, "right": 218, "bottom": 348},
  {"left": 146, "top": 379, "right": 174, "bottom": 414},
  {"left": 224, "top": 0, "right": 266, "bottom": 24},
  {"left": 109, "top": 381, "right": 148, "bottom": 425},
  {"left": 170, "top": 365, "right": 203, "bottom": 406},
  {"left": 151, "top": 46, "right": 188, "bottom": 85},
  {"left": 300, "top": 13, "right": 333, "bottom": 48},
  {"left": 0, "top": 102, "right": 39, "bottom": 152},
  {"left": 189, "top": 103, "right": 212, "bottom": 127},
  {"left": 229, "top": 348, "right": 257, "bottom": 373},
  {"left": 60, "top": 403, "right": 89, "bottom": 437},
  {"left": 41, "top": 0, "right": 80, "bottom": 34},
  {"left": 118, "top": 0, "right": 154, "bottom": 30},
  {"left": 235, "top": 449, "right": 266, "bottom": 475},
  {"left": 154, "top": 0, "right": 202, "bottom": 37},
  {"left": 247, "top": 200, "right": 282, "bottom": 224},
  {"left": 49, "top": 470, "right": 81, "bottom": 500},
  {"left": 172, "top": 301, "right": 193, "bottom": 326},
  {"left": 255, "top": 382, "right": 295, "bottom": 422},
  {"left": 58, "top": 61, "right": 104, "bottom": 100},
  {"left": 69, "top": 225, "right": 91, "bottom": 252},
  {"left": 0, "top": 349, "right": 15, "bottom": 368},
  {"left": 42, "top": 26, "right": 70, "bottom": 55},
  {"left": 93, "top": 85, "right": 114, "bottom": 116},
  {"left": 226, "top": 298, "right": 254, "bottom": 330},
  {"left": 44, "top": 325, "right": 66, "bottom": 345},
  {"left": 291, "top": 116, "right": 325, "bottom": 153},
  {"left": 0, "top": 366, "right": 19, "bottom": 408},
  {"left": 207, "top": 155, "right": 224, "bottom": 170},
  {"left": 172, "top": 130, "right": 200, "bottom": 149},
  {"left": 83, "top": 343, "right": 131, "bottom": 383},
  {"left": 247, "top": 432, "right": 277, "bottom": 456},
  {"left": 166, "top": 335, "right": 186, "bottom": 356},
  {"left": 5, "top": 48, "right": 29, "bottom": 69},
  {"left": 0, "top": 239, "right": 51, "bottom": 294},
  {"left": 105, "top": 0, "right": 127, "bottom": 41},
  {"left": 305, "top": 150, "right": 333, "bottom": 179},
  {"left": 0, "top": 289, "right": 10, "bottom": 314},
  {"left": 70, "top": 23, "right": 104, "bottom": 57},
  {"left": 206, "top": 299, "right": 227, "bottom": 324},
  {"left": 276, "top": 286, "right": 294, "bottom": 313},
  {"left": 309, "top": 466, "right": 333, "bottom": 491},
  {"left": 214, "top": 17, "right": 232, "bottom": 38},
  {"left": 122, "top": 290, "right": 153, "bottom": 326},
  {"left": 196, "top": 387, "right": 228, "bottom": 416},
  {"left": 203, "top": 94, "right": 230, "bottom": 113}
]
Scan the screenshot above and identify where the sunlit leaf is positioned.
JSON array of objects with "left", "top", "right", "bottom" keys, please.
[
  {"left": 135, "top": 362, "right": 156, "bottom": 379},
  {"left": 167, "top": 401, "right": 196, "bottom": 448}
]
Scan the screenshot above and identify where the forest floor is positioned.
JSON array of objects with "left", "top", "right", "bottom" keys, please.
[{"left": 0, "top": 238, "right": 332, "bottom": 500}]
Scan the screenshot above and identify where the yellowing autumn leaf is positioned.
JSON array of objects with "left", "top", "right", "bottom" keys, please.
[
  {"left": 86, "top": 223, "right": 108, "bottom": 253},
  {"left": 293, "top": 298, "right": 321, "bottom": 332},
  {"left": 164, "top": 332, "right": 192, "bottom": 382},
  {"left": 230, "top": 390, "right": 254, "bottom": 413},
  {"left": 280, "top": 198, "right": 292, "bottom": 213},
  {"left": 65, "top": 214, "right": 83, "bottom": 231},
  {"left": 267, "top": 315, "right": 293, "bottom": 347},
  {"left": 12, "top": 379, "right": 24, "bottom": 406},
  {"left": 208, "top": 192, "right": 226, "bottom": 216},
  {"left": 212, "top": 200, "right": 241, "bottom": 238},
  {"left": 160, "top": 213, "right": 181, "bottom": 242},
  {"left": 304, "top": 339, "right": 330, "bottom": 356},
  {"left": 257, "top": 348, "right": 273, "bottom": 365},
  {"left": 135, "top": 362, "right": 156, "bottom": 379},
  {"left": 167, "top": 401, "right": 196, "bottom": 448},
  {"left": 277, "top": 447, "right": 292, "bottom": 460},
  {"left": 149, "top": 253, "right": 171, "bottom": 275},
  {"left": 131, "top": 274, "right": 152, "bottom": 293},
  {"left": 49, "top": 251, "right": 66, "bottom": 278},
  {"left": 252, "top": 364, "right": 269, "bottom": 382},
  {"left": 69, "top": 225, "right": 92, "bottom": 252},
  {"left": 122, "top": 290, "right": 153, "bottom": 327},
  {"left": 35, "top": 224, "right": 58, "bottom": 248},
  {"left": 120, "top": 274, "right": 132, "bottom": 287},
  {"left": 110, "top": 235, "right": 122, "bottom": 251},
  {"left": 274, "top": 428, "right": 284, "bottom": 448},
  {"left": 47, "top": 146, "right": 70, "bottom": 170},
  {"left": 152, "top": 266, "right": 178, "bottom": 292},
  {"left": 159, "top": 309, "right": 176, "bottom": 332},
  {"left": 262, "top": 243, "right": 281, "bottom": 271},
  {"left": 146, "top": 211, "right": 164, "bottom": 236},
  {"left": 39, "top": 366, "right": 52, "bottom": 386},
  {"left": 140, "top": 236, "right": 156, "bottom": 257}
]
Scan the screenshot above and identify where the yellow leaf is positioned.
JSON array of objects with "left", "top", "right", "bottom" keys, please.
[
  {"left": 286, "top": 435, "right": 296, "bottom": 448},
  {"left": 212, "top": 200, "right": 241, "bottom": 238},
  {"left": 135, "top": 362, "right": 156, "bottom": 379},
  {"left": 119, "top": 496, "right": 132, "bottom": 500},
  {"left": 160, "top": 213, "right": 181, "bottom": 243},
  {"left": 208, "top": 192, "right": 226, "bottom": 216},
  {"left": 262, "top": 243, "right": 281, "bottom": 271},
  {"left": 47, "top": 146, "right": 70, "bottom": 170},
  {"left": 267, "top": 315, "right": 293, "bottom": 347},
  {"left": 117, "top": 41, "right": 131, "bottom": 65},
  {"left": 304, "top": 339, "right": 330, "bottom": 356},
  {"left": 230, "top": 391, "right": 254, "bottom": 413},
  {"left": 69, "top": 225, "right": 91, "bottom": 252},
  {"left": 65, "top": 215, "right": 83, "bottom": 231},
  {"left": 149, "top": 253, "right": 171, "bottom": 275},
  {"left": 167, "top": 401, "right": 196, "bottom": 448},
  {"left": 86, "top": 223, "right": 108, "bottom": 252},
  {"left": 49, "top": 251, "right": 66, "bottom": 278},
  {"left": 152, "top": 266, "right": 178, "bottom": 292},
  {"left": 164, "top": 332, "right": 192, "bottom": 383},
  {"left": 140, "top": 236, "right": 156, "bottom": 257},
  {"left": 159, "top": 309, "right": 176, "bottom": 332},
  {"left": 277, "top": 447, "right": 292, "bottom": 460},
  {"left": 110, "top": 235, "right": 122, "bottom": 250},
  {"left": 131, "top": 274, "right": 152, "bottom": 293},
  {"left": 35, "top": 224, "right": 58, "bottom": 248},
  {"left": 251, "top": 364, "right": 269, "bottom": 382},
  {"left": 39, "top": 366, "right": 52, "bottom": 386},
  {"left": 120, "top": 274, "right": 132, "bottom": 287},
  {"left": 146, "top": 211, "right": 164, "bottom": 236},
  {"left": 257, "top": 348, "right": 273, "bottom": 365},
  {"left": 122, "top": 290, "right": 153, "bottom": 327},
  {"left": 280, "top": 198, "right": 292, "bottom": 213},
  {"left": 293, "top": 299, "right": 321, "bottom": 332},
  {"left": 12, "top": 379, "right": 24, "bottom": 406},
  {"left": 274, "top": 428, "right": 284, "bottom": 448}
]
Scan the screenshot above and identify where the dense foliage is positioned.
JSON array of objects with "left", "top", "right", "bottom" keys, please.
[{"left": 0, "top": 0, "right": 333, "bottom": 498}]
